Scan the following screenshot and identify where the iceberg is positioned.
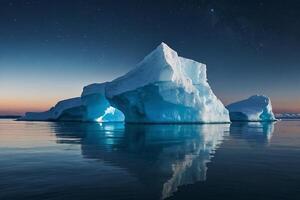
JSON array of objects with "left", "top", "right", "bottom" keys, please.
[
  {"left": 226, "top": 95, "right": 276, "bottom": 121},
  {"left": 106, "top": 42, "right": 230, "bottom": 123},
  {"left": 20, "top": 83, "right": 124, "bottom": 122}
]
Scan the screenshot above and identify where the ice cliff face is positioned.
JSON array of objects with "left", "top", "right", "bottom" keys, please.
[
  {"left": 81, "top": 83, "right": 124, "bottom": 122},
  {"left": 106, "top": 42, "right": 230, "bottom": 123},
  {"left": 20, "top": 83, "right": 124, "bottom": 122},
  {"left": 226, "top": 95, "right": 276, "bottom": 121}
]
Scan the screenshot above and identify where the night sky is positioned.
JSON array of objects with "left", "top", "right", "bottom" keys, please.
[{"left": 1, "top": 0, "right": 300, "bottom": 115}]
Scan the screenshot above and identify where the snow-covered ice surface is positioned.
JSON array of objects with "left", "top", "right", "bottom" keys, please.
[
  {"left": 20, "top": 83, "right": 124, "bottom": 122},
  {"left": 226, "top": 95, "right": 276, "bottom": 121},
  {"left": 106, "top": 42, "right": 230, "bottom": 123}
]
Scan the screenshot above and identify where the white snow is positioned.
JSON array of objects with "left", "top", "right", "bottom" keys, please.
[
  {"left": 106, "top": 42, "right": 207, "bottom": 98},
  {"left": 106, "top": 42, "right": 230, "bottom": 123},
  {"left": 226, "top": 95, "right": 276, "bottom": 121}
]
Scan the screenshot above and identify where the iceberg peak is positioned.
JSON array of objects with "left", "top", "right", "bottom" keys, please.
[
  {"left": 156, "top": 42, "right": 175, "bottom": 56},
  {"left": 106, "top": 42, "right": 207, "bottom": 98},
  {"left": 106, "top": 43, "right": 230, "bottom": 123},
  {"left": 141, "top": 42, "right": 179, "bottom": 73}
]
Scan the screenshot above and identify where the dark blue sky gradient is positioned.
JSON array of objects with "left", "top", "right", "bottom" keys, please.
[{"left": 1, "top": 0, "right": 300, "bottom": 114}]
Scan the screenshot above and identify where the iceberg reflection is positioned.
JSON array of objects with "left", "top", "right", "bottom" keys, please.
[
  {"left": 229, "top": 122, "right": 275, "bottom": 144},
  {"left": 52, "top": 122, "right": 229, "bottom": 199},
  {"left": 161, "top": 124, "right": 229, "bottom": 199}
]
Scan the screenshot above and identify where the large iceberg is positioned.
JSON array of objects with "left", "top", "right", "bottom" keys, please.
[
  {"left": 106, "top": 42, "right": 230, "bottom": 123},
  {"left": 226, "top": 95, "right": 276, "bottom": 121},
  {"left": 20, "top": 83, "right": 124, "bottom": 122}
]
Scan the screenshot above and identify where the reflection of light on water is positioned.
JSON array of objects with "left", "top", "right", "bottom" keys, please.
[
  {"left": 96, "top": 106, "right": 116, "bottom": 122},
  {"left": 239, "top": 122, "right": 275, "bottom": 143},
  {"left": 249, "top": 122, "right": 274, "bottom": 141},
  {"left": 51, "top": 122, "right": 230, "bottom": 199},
  {"left": 100, "top": 122, "right": 125, "bottom": 146},
  {"left": 162, "top": 124, "right": 230, "bottom": 199}
]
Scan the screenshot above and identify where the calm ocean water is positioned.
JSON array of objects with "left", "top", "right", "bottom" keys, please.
[{"left": 0, "top": 119, "right": 299, "bottom": 200}]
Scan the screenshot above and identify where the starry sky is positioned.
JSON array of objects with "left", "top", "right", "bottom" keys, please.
[{"left": 1, "top": 0, "right": 300, "bottom": 115}]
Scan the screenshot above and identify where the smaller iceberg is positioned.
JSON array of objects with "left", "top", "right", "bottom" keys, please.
[
  {"left": 20, "top": 83, "right": 124, "bottom": 122},
  {"left": 226, "top": 95, "right": 276, "bottom": 122}
]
